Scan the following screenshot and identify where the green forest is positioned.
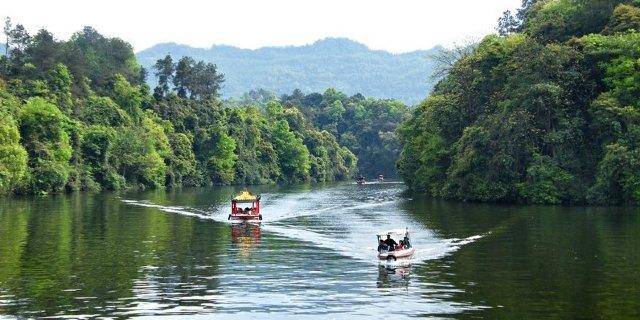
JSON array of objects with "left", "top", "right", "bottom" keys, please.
[
  {"left": 3, "top": 0, "right": 639, "bottom": 206},
  {"left": 280, "top": 89, "right": 408, "bottom": 178},
  {"left": 1, "top": 22, "right": 370, "bottom": 194},
  {"left": 224, "top": 89, "right": 409, "bottom": 178},
  {"left": 398, "top": 0, "right": 640, "bottom": 205}
]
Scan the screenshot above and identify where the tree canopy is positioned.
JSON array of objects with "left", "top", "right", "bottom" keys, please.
[
  {"left": 0, "top": 22, "right": 357, "bottom": 195},
  {"left": 280, "top": 89, "right": 409, "bottom": 178},
  {"left": 399, "top": 0, "right": 640, "bottom": 204}
]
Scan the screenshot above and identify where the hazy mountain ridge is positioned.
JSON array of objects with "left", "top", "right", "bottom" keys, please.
[{"left": 136, "top": 38, "right": 440, "bottom": 104}]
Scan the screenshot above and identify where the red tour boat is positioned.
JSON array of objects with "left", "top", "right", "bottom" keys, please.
[{"left": 229, "top": 190, "right": 262, "bottom": 221}]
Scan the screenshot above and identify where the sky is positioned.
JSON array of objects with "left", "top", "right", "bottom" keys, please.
[{"left": 3, "top": 0, "right": 522, "bottom": 53}]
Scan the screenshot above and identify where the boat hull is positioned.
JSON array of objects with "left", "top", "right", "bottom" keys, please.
[
  {"left": 378, "top": 248, "right": 415, "bottom": 261},
  {"left": 229, "top": 213, "right": 262, "bottom": 221}
]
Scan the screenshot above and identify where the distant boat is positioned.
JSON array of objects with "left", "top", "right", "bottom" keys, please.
[
  {"left": 378, "top": 174, "right": 384, "bottom": 181},
  {"left": 356, "top": 176, "right": 366, "bottom": 185}
]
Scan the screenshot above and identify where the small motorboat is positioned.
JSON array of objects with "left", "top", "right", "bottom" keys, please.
[
  {"left": 356, "top": 176, "right": 366, "bottom": 185},
  {"left": 229, "top": 190, "right": 262, "bottom": 221},
  {"left": 378, "top": 174, "right": 384, "bottom": 181},
  {"left": 376, "top": 228, "right": 415, "bottom": 262}
]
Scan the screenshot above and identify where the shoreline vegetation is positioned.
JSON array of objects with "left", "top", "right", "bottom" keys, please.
[
  {"left": 0, "top": 20, "right": 407, "bottom": 195},
  {"left": 2, "top": 0, "right": 640, "bottom": 206},
  {"left": 398, "top": 0, "right": 640, "bottom": 205}
]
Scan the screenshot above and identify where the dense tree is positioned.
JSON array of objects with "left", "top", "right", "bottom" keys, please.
[
  {"left": 281, "top": 88, "right": 408, "bottom": 178},
  {"left": 168, "top": 56, "right": 224, "bottom": 100},
  {"left": 0, "top": 111, "right": 27, "bottom": 193},
  {"left": 399, "top": 0, "right": 640, "bottom": 204},
  {"left": 603, "top": 4, "right": 640, "bottom": 34},
  {"left": 153, "top": 55, "right": 174, "bottom": 100},
  {"left": 166, "top": 132, "right": 198, "bottom": 186},
  {"left": 18, "top": 98, "right": 73, "bottom": 193},
  {"left": 271, "top": 119, "right": 311, "bottom": 182},
  {"left": 0, "top": 23, "right": 357, "bottom": 195}
]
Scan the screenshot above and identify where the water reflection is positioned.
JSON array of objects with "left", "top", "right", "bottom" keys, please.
[
  {"left": 377, "top": 265, "right": 411, "bottom": 290},
  {"left": 1, "top": 184, "right": 639, "bottom": 319},
  {"left": 230, "top": 223, "right": 261, "bottom": 259}
]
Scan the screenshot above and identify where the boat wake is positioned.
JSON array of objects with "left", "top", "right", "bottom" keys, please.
[
  {"left": 121, "top": 184, "right": 485, "bottom": 265},
  {"left": 121, "top": 200, "right": 215, "bottom": 221},
  {"left": 262, "top": 223, "right": 486, "bottom": 265}
]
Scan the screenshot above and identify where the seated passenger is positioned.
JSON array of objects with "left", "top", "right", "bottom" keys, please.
[
  {"left": 384, "top": 235, "right": 398, "bottom": 251},
  {"left": 377, "top": 240, "right": 389, "bottom": 253},
  {"left": 396, "top": 240, "right": 405, "bottom": 250},
  {"left": 403, "top": 236, "right": 411, "bottom": 248}
]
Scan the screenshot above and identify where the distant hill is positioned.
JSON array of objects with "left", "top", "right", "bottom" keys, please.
[{"left": 136, "top": 38, "right": 440, "bottom": 105}]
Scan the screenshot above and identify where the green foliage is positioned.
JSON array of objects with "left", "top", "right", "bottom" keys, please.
[
  {"left": 226, "top": 107, "right": 281, "bottom": 184},
  {"left": 399, "top": 1, "right": 640, "bottom": 204},
  {"left": 113, "top": 74, "right": 144, "bottom": 120},
  {"left": 205, "top": 128, "right": 237, "bottom": 184},
  {"left": 153, "top": 55, "right": 174, "bottom": 99},
  {"left": 523, "top": 0, "right": 626, "bottom": 42},
  {"left": 604, "top": 4, "right": 640, "bottom": 34},
  {"left": 588, "top": 142, "right": 640, "bottom": 203},
  {"left": 281, "top": 88, "right": 409, "bottom": 178},
  {"left": 111, "top": 126, "right": 167, "bottom": 189},
  {"left": 156, "top": 93, "right": 355, "bottom": 186},
  {"left": 1, "top": 24, "right": 143, "bottom": 96},
  {"left": 271, "top": 119, "right": 311, "bottom": 182},
  {"left": 81, "top": 126, "right": 119, "bottom": 190},
  {"left": 0, "top": 112, "right": 27, "bottom": 193},
  {"left": 166, "top": 133, "right": 198, "bottom": 186},
  {"left": 0, "top": 23, "right": 359, "bottom": 195},
  {"left": 46, "top": 63, "right": 73, "bottom": 112},
  {"left": 19, "top": 97, "right": 72, "bottom": 193},
  {"left": 166, "top": 56, "right": 224, "bottom": 100},
  {"left": 517, "top": 154, "right": 575, "bottom": 204},
  {"left": 81, "top": 96, "right": 131, "bottom": 127}
]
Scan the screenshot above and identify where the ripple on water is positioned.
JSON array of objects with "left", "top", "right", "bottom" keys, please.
[{"left": 0, "top": 183, "right": 487, "bottom": 319}]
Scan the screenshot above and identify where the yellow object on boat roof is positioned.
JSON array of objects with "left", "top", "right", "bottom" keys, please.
[{"left": 234, "top": 190, "right": 258, "bottom": 202}]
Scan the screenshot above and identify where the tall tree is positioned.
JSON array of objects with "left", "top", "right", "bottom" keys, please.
[
  {"left": 153, "top": 54, "right": 174, "bottom": 100},
  {"left": 173, "top": 56, "right": 194, "bottom": 99}
]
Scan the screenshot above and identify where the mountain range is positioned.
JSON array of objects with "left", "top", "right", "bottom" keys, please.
[{"left": 136, "top": 38, "right": 440, "bottom": 105}]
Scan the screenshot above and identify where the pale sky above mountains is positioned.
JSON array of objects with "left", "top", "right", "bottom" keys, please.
[{"left": 4, "top": 0, "right": 521, "bottom": 53}]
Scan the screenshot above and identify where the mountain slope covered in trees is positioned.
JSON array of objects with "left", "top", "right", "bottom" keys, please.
[
  {"left": 280, "top": 89, "right": 409, "bottom": 178},
  {"left": 137, "top": 38, "right": 439, "bottom": 105},
  {"left": 398, "top": 0, "right": 640, "bottom": 205},
  {"left": 0, "top": 23, "right": 357, "bottom": 195}
]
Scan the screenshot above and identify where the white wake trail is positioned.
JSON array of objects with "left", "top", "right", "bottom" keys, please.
[{"left": 121, "top": 184, "right": 486, "bottom": 265}]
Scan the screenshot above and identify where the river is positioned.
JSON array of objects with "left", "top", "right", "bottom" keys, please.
[{"left": 0, "top": 182, "right": 638, "bottom": 319}]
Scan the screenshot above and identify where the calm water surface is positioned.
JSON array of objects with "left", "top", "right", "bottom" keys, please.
[{"left": 0, "top": 182, "right": 638, "bottom": 319}]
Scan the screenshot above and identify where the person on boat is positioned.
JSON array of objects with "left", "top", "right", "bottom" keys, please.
[
  {"left": 403, "top": 236, "right": 411, "bottom": 248},
  {"left": 396, "top": 240, "right": 405, "bottom": 251},
  {"left": 384, "top": 235, "right": 398, "bottom": 251},
  {"left": 377, "top": 240, "right": 389, "bottom": 253}
]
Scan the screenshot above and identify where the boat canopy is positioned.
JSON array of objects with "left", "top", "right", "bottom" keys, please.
[
  {"left": 377, "top": 229, "right": 409, "bottom": 237},
  {"left": 233, "top": 191, "right": 259, "bottom": 203}
]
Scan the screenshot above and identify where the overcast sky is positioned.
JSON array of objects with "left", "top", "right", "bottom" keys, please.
[{"left": 4, "top": 0, "right": 521, "bottom": 53}]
